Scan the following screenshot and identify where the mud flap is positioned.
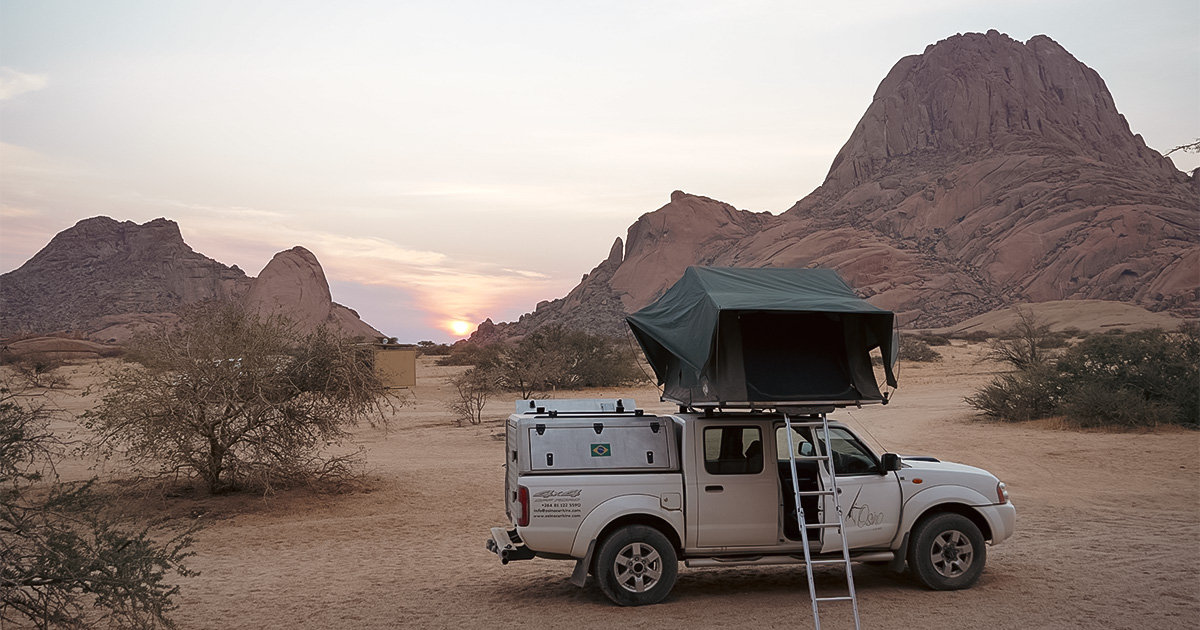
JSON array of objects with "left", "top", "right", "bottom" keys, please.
[
  {"left": 569, "top": 539, "right": 597, "bottom": 587},
  {"left": 889, "top": 532, "right": 909, "bottom": 573}
]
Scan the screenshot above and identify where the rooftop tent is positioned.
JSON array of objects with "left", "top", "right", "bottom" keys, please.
[{"left": 625, "top": 267, "right": 898, "bottom": 408}]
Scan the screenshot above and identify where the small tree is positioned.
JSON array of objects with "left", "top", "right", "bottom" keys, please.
[
  {"left": 447, "top": 367, "right": 496, "bottom": 425},
  {"left": 8, "top": 353, "right": 69, "bottom": 389},
  {"left": 1, "top": 378, "right": 195, "bottom": 629},
  {"left": 479, "top": 337, "right": 555, "bottom": 400},
  {"left": 415, "top": 340, "right": 453, "bottom": 356},
  {"left": 983, "top": 307, "right": 1057, "bottom": 369},
  {"left": 84, "top": 303, "right": 395, "bottom": 493},
  {"left": 467, "top": 326, "right": 644, "bottom": 398}
]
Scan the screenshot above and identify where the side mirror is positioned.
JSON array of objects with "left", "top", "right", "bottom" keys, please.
[{"left": 881, "top": 453, "right": 901, "bottom": 472}]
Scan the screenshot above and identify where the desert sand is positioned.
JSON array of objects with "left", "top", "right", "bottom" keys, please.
[{"left": 23, "top": 343, "right": 1200, "bottom": 630}]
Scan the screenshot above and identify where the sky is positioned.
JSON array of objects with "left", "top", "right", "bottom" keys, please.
[{"left": 2, "top": 0, "right": 1197, "bottom": 342}]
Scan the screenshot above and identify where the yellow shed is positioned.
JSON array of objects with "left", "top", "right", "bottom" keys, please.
[{"left": 374, "top": 345, "right": 417, "bottom": 388}]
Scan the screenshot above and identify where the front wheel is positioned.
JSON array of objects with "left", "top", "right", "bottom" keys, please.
[
  {"left": 594, "top": 525, "right": 678, "bottom": 606},
  {"left": 908, "top": 512, "right": 987, "bottom": 590}
]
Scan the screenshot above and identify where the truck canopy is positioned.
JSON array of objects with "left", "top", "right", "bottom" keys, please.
[{"left": 625, "top": 267, "right": 898, "bottom": 408}]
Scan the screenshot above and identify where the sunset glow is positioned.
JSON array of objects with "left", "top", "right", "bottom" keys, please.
[{"left": 1, "top": 2, "right": 1195, "bottom": 343}]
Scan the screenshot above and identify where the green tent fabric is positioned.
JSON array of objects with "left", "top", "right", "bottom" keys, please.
[{"left": 626, "top": 267, "right": 898, "bottom": 408}]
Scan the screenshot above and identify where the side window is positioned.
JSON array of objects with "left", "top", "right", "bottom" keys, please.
[
  {"left": 775, "top": 426, "right": 815, "bottom": 460},
  {"left": 828, "top": 428, "right": 880, "bottom": 475},
  {"left": 703, "top": 426, "right": 763, "bottom": 475}
]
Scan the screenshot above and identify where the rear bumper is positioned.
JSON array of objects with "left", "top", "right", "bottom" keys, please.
[{"left": 485, "top": 527, "right": 536, "bottom": 564}]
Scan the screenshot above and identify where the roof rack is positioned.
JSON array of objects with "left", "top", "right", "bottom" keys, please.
[
  {"left": 665, "top": 397, "right": 886, "bottom": 412},
  {"left": 515, "top": 399, "right": 637, "bottom": 414}
]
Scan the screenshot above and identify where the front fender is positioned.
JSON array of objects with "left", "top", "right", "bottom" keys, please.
[
  {"left": 892, "top": 485, "right": 995, "bottom": 549},
  {"left": 569, "top": 494, "right": 685, "bottom": 558}
]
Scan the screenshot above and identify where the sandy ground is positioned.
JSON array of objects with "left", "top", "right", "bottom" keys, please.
[{"left": 18, "top": 345, "right": 1200, "bottom": 630}]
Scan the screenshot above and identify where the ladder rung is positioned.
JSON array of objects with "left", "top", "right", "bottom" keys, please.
[
  {"left": 791, "top": 455, "right": 830, "bottom": 461},
  {"left": 797, "top": 490, "right": 835, "bottom": 496},
  {"left": 806, "top": 523, "right": 842, "bottom": 529},
  {"left": 786, "top": 421, "right": 833, "bottom": 427},
  {"left": 815, "top": 596, "right": 855, "bottom": 602},
  {"left": 810, "top": 559, "right": 849, "bottom": 565}
]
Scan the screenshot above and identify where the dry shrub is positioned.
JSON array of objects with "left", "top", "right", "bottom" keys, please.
[
  {"left": 964, "top": 364, "right": 1061, "bottom": 422},
  {"left": 1055, "top": 325, "right": 1197, "bottom": 428},
  {"left": 448, "top": 367, "right": 495, "bottom": 425},
  {"left": 1, "top": 376, "right": 195, "bottom": 629},
  {"left": 962, "top": 330, "right": 992, "bottom": 342},
  {"left": 983, "top": 307, "right": 1059, "bottom": 369},
  {"left": 967, "top": 324, "right": 1198, "bottom": 428},
  {"left": 84, "top": 302, "right": 398, "bottom": 494},
  {"left": 6, "top": 353, "right": 70, "bottom": 389},
  {"left": 447, "top": 326, "right": 645, "bottom": 398},
  {"left": 900, "top": 336, "right": 941, "bottom": 363},
  {"left": 1059, "top": 384, "right": 1171, "bottom": 429},
  {"left": 915, "top": 334, "right": 951, "bottom": 347}
]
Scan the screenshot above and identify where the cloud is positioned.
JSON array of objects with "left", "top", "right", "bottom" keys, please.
[
  {"left": 502, "top": 268, "right": 551, "bottom": 279},
  {"left": 169, "top": 207, "right": 569, "bottom": 332},
  {"left": 0, "top": 68, "right": 49, "bottom": 100}
]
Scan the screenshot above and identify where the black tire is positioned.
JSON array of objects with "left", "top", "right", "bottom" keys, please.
[
  {"left": 594, "top": 525, "right": 678, "bottom": 606},
  {"left": 908, "top": 512, "right": 987, "bottom": 590}
]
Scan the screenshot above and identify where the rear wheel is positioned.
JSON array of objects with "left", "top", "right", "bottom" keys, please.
[
  {"left": 594, "top": 525, "right": 678, "bottom": 606},
  {"left": 908, "top": 512, "right": 986, "bottom": 590}
]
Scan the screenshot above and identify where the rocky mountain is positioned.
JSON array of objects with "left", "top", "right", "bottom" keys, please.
[
  {"left": 474, "top": 31, "right": 1197, "bottom": 342},
  {"left": 245, "top": 246, "right": 379, "bottom": 338},
  {"left": 0, "top": 217, "right": 382, "bottom": 342}
]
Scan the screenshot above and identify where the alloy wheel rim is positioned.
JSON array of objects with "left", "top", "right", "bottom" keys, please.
[
  {"left": 930, "top": 529, "right": 974, "bottom": 578},
  {"left": 613, "top": 542, "right": 663, "bottom": 593}
]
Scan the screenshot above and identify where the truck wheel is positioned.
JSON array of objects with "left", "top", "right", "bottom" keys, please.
[
  {"left": 908, "top": 513, "right": 986, "bottom": 590},
  {"left": 594, "top": 525, "right": 678, "bottom": 606}
]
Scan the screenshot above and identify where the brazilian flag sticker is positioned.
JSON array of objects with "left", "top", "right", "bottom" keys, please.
[{"left": 591, "top": 443, "right": 611, "bottom": 457}]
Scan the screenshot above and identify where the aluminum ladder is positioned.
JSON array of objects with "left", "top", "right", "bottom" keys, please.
[{"left": 783, "top": 412, "right": 862, "bottom": 630}]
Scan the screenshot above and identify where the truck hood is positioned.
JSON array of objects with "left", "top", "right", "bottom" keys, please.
[{"left": 899, "top": 457, "right": 1003, "bottom": 503}]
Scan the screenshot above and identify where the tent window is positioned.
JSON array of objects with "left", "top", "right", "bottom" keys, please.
[
  {"left": 739, "top": 312, "right": 859, "bottom": 401},
  {"left": 703, "top": 427, "right": 763, "bottom": 475}
]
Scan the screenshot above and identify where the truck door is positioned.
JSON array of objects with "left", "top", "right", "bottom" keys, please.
[
  {"left": 690, "top": 421, "right": 778, "bottom": 548},
  {"left": 816, "top": 426, "right": 902, "bottom": 553}
]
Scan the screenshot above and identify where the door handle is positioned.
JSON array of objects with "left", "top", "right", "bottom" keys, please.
[{"left": 705, "top": 485, "right": 724, "bottom": 492}]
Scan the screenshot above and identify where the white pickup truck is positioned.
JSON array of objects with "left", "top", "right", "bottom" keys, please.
[{"left": 486, "top": 399, "right": 1016, "bottom": 606}]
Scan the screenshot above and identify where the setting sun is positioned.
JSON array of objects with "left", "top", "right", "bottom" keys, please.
[{"left": 449, "top": 320, "right": 472, "bottom": 336}]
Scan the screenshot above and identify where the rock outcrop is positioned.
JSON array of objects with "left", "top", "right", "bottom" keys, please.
[
  {"left": 787, "top": 30, "right": 1196, "bottom": 323},
  {"left": 1, "top": 217, "right": 383, "bottom": 342},
  {"left": 479, "top": 193, "right": 774, "bottom": 340},
  {"left": 245, "top": 246, "right": 381, "bottom": 339},
  {"left": 472, "top": 31, "right": 1198, "bottom": 341},
  {"left": 0, "top": 217, "right": 249, "bottom": 339}
]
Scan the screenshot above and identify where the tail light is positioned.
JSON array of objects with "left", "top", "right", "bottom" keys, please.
[
  {"left": 996, "top": 481, "right": 1009, "bottom": 504},
  {"left": 517, "top": 485, "right": 530, "bottom": 527}
]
